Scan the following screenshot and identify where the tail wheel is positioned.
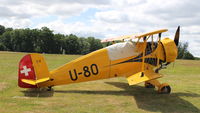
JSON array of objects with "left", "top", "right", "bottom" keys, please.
[
  {"left": 145, "top": 82, "right": 155, "bottom": 88},
  {"left": 158, "top": 83, "right": 171, "bottom": 94}
]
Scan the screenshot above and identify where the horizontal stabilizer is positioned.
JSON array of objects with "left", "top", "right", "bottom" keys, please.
[
  {"left": 22, "top": 77, "right": 51, "bottom": 85},
  {"left": 127, "top": 70, "right": 162, "bottom": 85}
]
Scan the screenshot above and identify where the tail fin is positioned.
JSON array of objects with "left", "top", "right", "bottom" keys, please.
[{"left": 18, "top": 53, "right": 50, "bottom": 88}]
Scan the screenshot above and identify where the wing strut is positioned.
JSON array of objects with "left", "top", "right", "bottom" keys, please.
[{"left": 141, "top": 36, "right": 147, "bottom": 75}]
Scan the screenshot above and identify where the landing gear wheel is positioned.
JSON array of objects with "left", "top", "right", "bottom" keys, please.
[
  {"left": 158, "top": 83, "right": 171, "bottom": 94},
  {"left": 145, "top": 82, "right": 155, "bottom": 88}
]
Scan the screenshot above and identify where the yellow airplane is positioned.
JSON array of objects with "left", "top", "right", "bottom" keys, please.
[{"left": 18, "top": 26, "right": 180, "bottom": 94}]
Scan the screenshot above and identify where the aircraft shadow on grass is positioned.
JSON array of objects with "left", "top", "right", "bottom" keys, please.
[
  {"left": 54, "top": 82, "right": 200, "bottom": 113},
  {"left": 21, "top": 88, "right": 54, "bottom": 97}
]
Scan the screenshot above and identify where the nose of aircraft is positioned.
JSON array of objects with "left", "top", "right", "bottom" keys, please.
[{"left": 160, "top": 26, "right": 180, "bottom": 63}]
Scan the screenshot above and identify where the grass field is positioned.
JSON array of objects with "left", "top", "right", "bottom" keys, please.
[{"left": 0, "top": 51, "right": 200, "bottom": 113}]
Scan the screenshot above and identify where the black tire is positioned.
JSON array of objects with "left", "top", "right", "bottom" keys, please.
[{"left": 159, "top": 85, "right": 171, "bottom": 94}]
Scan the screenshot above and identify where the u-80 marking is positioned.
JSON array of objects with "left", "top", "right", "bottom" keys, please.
[{"left": 69, "top": 64, "right": 99, "bottom": 81}]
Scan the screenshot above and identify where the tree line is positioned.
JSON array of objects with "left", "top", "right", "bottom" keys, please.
[
  {"left": 0, "top": 25, "right": 196, "bottom": 59},
  {"left": 177, "top": 42, "right": 195, "bottom": 60},
  {"left": 0, "top": 25, "right": 103, "bottom": 54}
]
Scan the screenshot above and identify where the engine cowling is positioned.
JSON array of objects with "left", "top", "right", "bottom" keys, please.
[{"left": 161, "top": 38, "right": 178, "bottom": 63}]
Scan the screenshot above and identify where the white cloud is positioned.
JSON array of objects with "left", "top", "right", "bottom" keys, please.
[
  {"left": 95, "top": 11, "right": 130, "bottom": 23},
  {"left": 0, "top": 18, "right": 32, "bottom": 28},
  {"left": 0, "top": 0, "right": 200, "bottom": 56},
  {"left": 0, "top": 0, "right": 111, "bottom": 19}
]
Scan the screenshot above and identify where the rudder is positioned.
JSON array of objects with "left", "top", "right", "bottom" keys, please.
[{"left": 18, "top": 53, "right": 50, "bottom": 88}]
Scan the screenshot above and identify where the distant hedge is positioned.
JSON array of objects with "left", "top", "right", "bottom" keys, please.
[{"left": 0, "top": 25, "right": 103, "bottom": 54}]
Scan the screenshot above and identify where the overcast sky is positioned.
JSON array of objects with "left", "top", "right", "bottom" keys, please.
[{"left": 0, "top": 0, "right": 199, "bottom": 56}]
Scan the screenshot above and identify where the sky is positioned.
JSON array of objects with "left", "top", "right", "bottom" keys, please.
[{"left": 0, "top": 0, "right": 200, "bottom": 57}]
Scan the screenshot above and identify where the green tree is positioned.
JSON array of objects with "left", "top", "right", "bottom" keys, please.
[
  {"left": 8, "top": 29, "right": 34, "bottom": 52},
  {"left": 0, "top": 31, "right": 13, "bottom": 51},
  {"left": 54, "top": 33, "right": 66, "bottom": 54},
  {"left": 0, "top": 43, "right": 5, "bottom": 50},
  {"left": 87, "top": 37, "right": 103, "bottom": 52},
  {"left": 183, "top": 51, "right": 195, "bottom": 60},
  {"left": 5, "top": 28, "right": 13, "bottom": 32},
  {"left": 37, "top": 27, "right": 55, "bottom": 53},
  {"left": 0, "top": 25, "right": 5, "bottom": 35},
  {"left": 21, "top": 29, "right": 36, "bottom": 52},
  {"left": 177, "top": 42, "right": 187, "bottom": 59},
  {"left": 177, "top": 42, "right": 194, "bottom": 60},
  {"left": 0, "top": 35, "right": 6, "bottom": 50},
  {"left": 63, "top": 34, "right": 80, "bottom": 54},
  {"left": 0, "top": 26, "right": 105, "bottom": 54},
  {"left": 78, "top": 37, "right": 90, "bottom": 54},
  {"left": 10, "top": 29, "right": 24, "bottom": 51}
]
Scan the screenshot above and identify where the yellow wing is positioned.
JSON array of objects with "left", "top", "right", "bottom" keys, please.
[
  {"left": 134, "top": 29, "right": 168, "bottom": 39},
  {"left": 101, "top": 29, "right": 168, "bottom": 43},
  {"left": 101, "top": 34, "right": 135, "bottom": 42},
  {"left": 127, "top": 70, "right": 162, "bottom": 85}
]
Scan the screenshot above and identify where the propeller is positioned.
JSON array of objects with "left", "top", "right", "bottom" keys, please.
[
  {"left": 172, "top": 26, "right": 180, "bottom": 69},
  {"left": 174, "top": 26, "right": 180, "bottom": 46}
]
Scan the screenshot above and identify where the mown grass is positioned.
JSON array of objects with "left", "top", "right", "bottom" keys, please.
[{"left": 0, "top": 51, "right": 199, "bottom": 113}]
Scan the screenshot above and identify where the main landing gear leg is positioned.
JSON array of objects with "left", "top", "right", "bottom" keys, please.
[
  {"left": 145, "top": 79, "right": 171, "bottom": 94},
  {"left": 47, "top": 86, "right": 53, "bottom": 91}
]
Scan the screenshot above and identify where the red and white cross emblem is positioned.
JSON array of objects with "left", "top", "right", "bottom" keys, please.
[{"left": 20, "top": 66, "right": 31, "bottom": 76}]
